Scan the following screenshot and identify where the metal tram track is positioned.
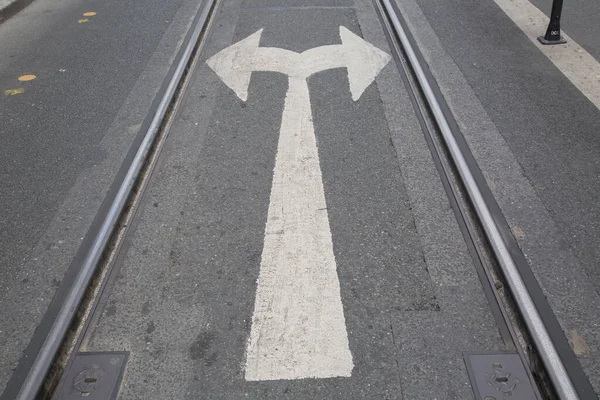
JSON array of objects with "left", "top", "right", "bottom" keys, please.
[
  {"left": 5, "top": 0, "right": 597, "bottom": 398},
  {"left": 2, "top": 0, "right": 220, "bottom": 398},
  {"left": 372, "top": 0, "right": 597, "bottom": 399}
]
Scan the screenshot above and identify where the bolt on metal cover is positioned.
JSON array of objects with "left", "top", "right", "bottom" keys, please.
[
  {"left": 54, "top": 352, "right": 128, "bottom": 400},
  {"left": 464, "top": 352, "right": 540, "bottom": 400}
]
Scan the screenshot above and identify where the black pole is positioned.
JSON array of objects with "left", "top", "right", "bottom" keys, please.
[{"left": 538, "top": 0, "right": 567, "bottom": 44}]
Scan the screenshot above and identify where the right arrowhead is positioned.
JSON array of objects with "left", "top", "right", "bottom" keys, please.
[
  {"left": 206, "top": 29, "right": 263, "bottom": 102},
  {"left": 339, "top": 27, "right": 391, "bottom": 101}
]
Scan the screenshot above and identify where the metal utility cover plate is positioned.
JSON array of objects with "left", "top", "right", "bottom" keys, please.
[
  {"left": 57, "top": 351, "right": 128, "bottom": 400},
  {"left": 464, "top": 352, "right": 539, "bottom": 400}
]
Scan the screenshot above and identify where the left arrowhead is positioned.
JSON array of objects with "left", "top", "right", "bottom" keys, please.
[{"left": 206, "top": 29, "right": 263, "bottom": 102}]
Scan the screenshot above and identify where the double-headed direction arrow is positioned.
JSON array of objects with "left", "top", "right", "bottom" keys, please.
[{"left": 207, "top": 26, "right": 390, "bottom": 381}]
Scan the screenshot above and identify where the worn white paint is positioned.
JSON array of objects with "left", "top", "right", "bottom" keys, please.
[
  {"left": 492, "top": 0, "right": 600, "bottom": 110},
  {"left": 207, "top": 26, "right": 390, "bottom": 381}
]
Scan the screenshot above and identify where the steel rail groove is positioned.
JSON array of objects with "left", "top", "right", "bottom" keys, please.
[
  {"left": 377, "top": 0, "right": 579, "bottom": 398},
  {"left": 14, "top": 0, "right": 217, "bottom": 398},
  {"left": 13, "top": 1, "right": 582, "bottom": 398}
]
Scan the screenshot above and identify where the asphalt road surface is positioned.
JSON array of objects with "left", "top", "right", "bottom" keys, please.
[
  {"left": 1, "top": 0, "right": 600, "bottom": 397},
  {"left": 82, "top": 1, "right": 508, "bottom": 397},
  {"left": 0, "top": 0, "right": 202, "bottom": 392}
]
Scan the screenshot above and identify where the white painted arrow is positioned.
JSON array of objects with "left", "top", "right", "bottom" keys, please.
[{"left": 207, "top": 26, "right": 390, "bottom": 381}]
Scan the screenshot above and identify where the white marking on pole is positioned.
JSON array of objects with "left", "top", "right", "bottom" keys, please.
[
  {"left": 492, "top": 0, "right": 600, "bottom": 110},
  {"left": 207, "top": 26, "right": 390, "bottom": 381}
]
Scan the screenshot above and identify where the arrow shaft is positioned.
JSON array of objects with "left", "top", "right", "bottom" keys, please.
[
  {"left": 207, "top": 27, "right": 390, "bottom": 381},
  {"left": 299, "top": 44, "right": 350, "bottom": 76},
  {"left": 245, "top": 77, "right": 353, "bottom": 380},
  {"left": 240, "top": 47, "right": 300, "bottom": 76},
  {"left": 238, "top": 45, "right": 350, "bottom": 78}
]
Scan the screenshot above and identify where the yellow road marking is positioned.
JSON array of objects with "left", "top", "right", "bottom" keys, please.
[
  {"left": 18, "top": 75, "right": 36, "bottom": 82},
  {"left": 78, "top": 18, "right": 89, "bottom": 23},
  {"left": 4, "top": 88, "right": 24, "bottom": 96}
]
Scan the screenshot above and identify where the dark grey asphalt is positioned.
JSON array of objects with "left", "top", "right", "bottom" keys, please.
[
  {"left": 0, "top": 0, "right": 201, "bottom": 393},
  {"left": 400, "top": 0, "right": 600, "bottom": 392},
  {"left": 83, "top": 0, "right": 507, "bottom": 398},
  {"left": 0, "top": 0, "right": 182, "bottom": 276},
  {"left": 4, "top": 0, "right": 597, "bottom": 396},
  {"left": 411, "top": 0, "right": 600, "bottom": 291}
]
